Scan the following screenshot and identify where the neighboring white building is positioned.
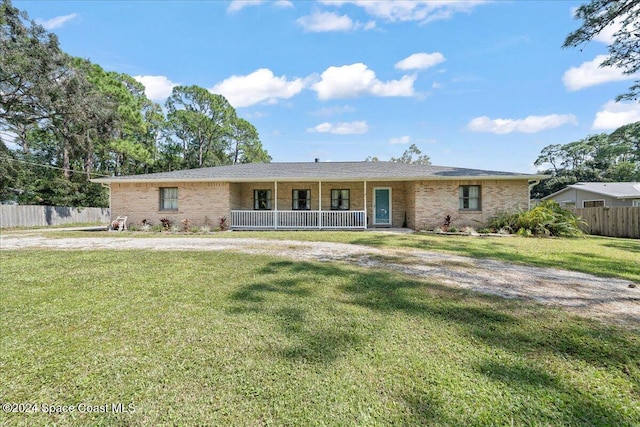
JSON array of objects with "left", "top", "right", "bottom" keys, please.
[{"left": 543, "top": 182, "right": 640, "bottom": 208}]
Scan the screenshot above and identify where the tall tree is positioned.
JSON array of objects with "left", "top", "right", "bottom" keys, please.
[
  {"left": 0, "top": 0, "right": 69, "bottom": 148},
  {"left": 228, "top": 118, "right": 271, "bottom": 164},
  {"left": 532, "top": 121, "right": 640, "bottom": 198},
  {"left": 164, "top": 86, "right": 270, "bottom": 168},
  {"left": 165, "top": 86, "right": 236, "bottom": 169},
  {"left": 390, "top": 144, "right": 432, "bottom": 165},
  {"left": 1, "top": 1, "right": 268, "bottom": 206},
  {"left": 564, "top": 0, "right": 640, "bottom": 101}
]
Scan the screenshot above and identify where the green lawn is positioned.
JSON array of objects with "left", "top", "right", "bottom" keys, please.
[
  {"left": 1, "top": 250, "right": 638, "bottom": 426},
  {"left": 224, "top": 231, "right": 640, "bottom": 282},
  {"left": 37, "top": 230, "right": 640, "bottom": 282}
]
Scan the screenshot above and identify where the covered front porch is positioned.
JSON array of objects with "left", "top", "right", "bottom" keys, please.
[{"left": 230, "top": 180, "right": 405, "bottom": 230}]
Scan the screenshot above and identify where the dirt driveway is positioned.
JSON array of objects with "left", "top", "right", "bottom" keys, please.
[{"left": 1, "top": 234, "right": 638, "bottom": 324}]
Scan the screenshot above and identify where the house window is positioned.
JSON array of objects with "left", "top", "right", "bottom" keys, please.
[
  {"left": 292, "top": 189, "right": 311, "bottom": 210},
  {"left": 331, "top": 189, "right": 350, "bottom": 210},
  {"left": 459, "top": 185, "right": 481, "bottom": 210},
  {"left": 583, "top": 200, "right": 605, "bottom": 208},
  {"left": 633, "top": 200, "right": 640, "bottom": 207},
  {"left": 254, "top": 190, "right": 272, "bottom": 210},
  {"left": 160, "top": 187, "right": 178, "bottom": 211}
]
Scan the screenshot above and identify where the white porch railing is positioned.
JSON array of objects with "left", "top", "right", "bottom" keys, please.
[
  {"left": 230, "top": 210, "right": 275, "bottom": 229},
  {"left": 231, "top": 210, "right": 366, "bottom": 230}
]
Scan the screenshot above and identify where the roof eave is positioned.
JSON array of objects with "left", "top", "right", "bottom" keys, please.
[{"left": 92, "top": 174, "right": 550, "bottom": 185}]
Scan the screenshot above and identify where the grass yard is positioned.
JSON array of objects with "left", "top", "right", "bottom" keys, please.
[
  {"left": 42, "top": 230, "right": 639, "bottom": 282},
  {"left": 208, "top": 231, "right": 640, "bottom": 283},
  {"left": 1, "top": 250, "right": 639, "bottom": 426}
]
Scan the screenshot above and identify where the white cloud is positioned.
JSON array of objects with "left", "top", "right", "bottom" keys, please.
[
  {"left": 563, "top": 55, "right": 637, "bottom": 91},
  {"left": 390, "top": 135, "right": 410, "bottom": 144},
  {"left": 363, "top": 20, "right": 377, "bottom": 30},
  {"left": 297, "top": 11, "right": 355, "bottom": 32},
  {"left": 274, "top": 0, "right": 294, "bottom": 8},
  {"left": 467, "top": 114, "right": 578, "bottom": 134},
  {"left": 37, "top": 13, "right": 78, "bottom": 30},
  {"left": 227, "top": 0, "right": 265, "bottom": 13},
  {"left": 432, "top": 81, "right": 442, "bottom": 89},
  {"left": 312, "top": 63, "right": 416, "bottom": 100},
  {"left": 593, "top": 20, "right": 622, "bottom": 45},
  {"left": 307, "top": 121, "right": 369, "bottom": 134},
  {"left": 592, "top": 101, "right": 640, "bottom": 129},
  {"left": 210, "top": 68, "right": 305, "bottom": 108},
  {"left": 395, "top": 52, "right": 445, "bottom": 71},
  {"left": 133, "top": 75, "right": 179, "bottom": 101},
  {"left": 320, "top": 0, "right": 487, "bottom": 23}
]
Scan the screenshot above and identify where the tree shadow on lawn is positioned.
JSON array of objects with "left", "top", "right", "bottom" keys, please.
[
  {"left": 226, "top": 259, "right": 640, "bottom": 424},
  {"left": 601, "top": 238, "right": 640, "bottom": 253},
  {"left": 352, "top": 234, "right": 640, "bottom": 282},
  {"left": 564, "top": 252, "right": 640, "bottom": 282},
  {"left": 475, "top": 361, "right": 621, "bottom": 425}
]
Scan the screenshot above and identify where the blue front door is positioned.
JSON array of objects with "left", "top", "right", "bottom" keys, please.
[{"left": 374, "top": 188, "right": 391, "bottom": 225}]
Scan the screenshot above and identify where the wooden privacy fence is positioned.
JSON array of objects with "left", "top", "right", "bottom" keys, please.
[
  {"left": 0, "top": 205, "right": 110, "bottom": 229},
  {"left": 571, "top": 206, "right": 640, "bottom": 238}
]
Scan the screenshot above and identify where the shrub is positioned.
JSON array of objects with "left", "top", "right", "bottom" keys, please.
[
  {"left": 489, "top": 201, "right": 585, "bottom": 237},
  {"left": 181, "top": 218, "right": 191, "bottom": 232},
  {"left": 219, "top": 216, "right": 228, "bottom": 231},
  {"left": 159, "top": 218, "right": 173, "bottom": 231}
]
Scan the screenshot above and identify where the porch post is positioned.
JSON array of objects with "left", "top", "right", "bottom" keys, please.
[
  {"left": 274, "top": 181, "right": 278, "bottom": 229},
  {"left": 364, "top": 181, "right": 367, "bottom": 229},
  {"left": 319, "top": 181, "right": 322, "bottom": 229}
]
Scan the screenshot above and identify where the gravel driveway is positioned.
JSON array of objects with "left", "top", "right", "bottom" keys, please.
[{"left": 2, "top": 234, "right": 638, "bottom": 324}]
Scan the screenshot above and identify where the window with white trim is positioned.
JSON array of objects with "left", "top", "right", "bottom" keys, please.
[
  {"left": 159, "top": 187, "right": 178, "bottom": 211},
  {"left": 292, "top": 189, "right": 311, "bottom": 210},
  {"left": 331, "top": 189, "right": 350, "bottom": 210},
  {"left": 459, "top": 185, "right": 481, "bottom": 211},
  {"left": 254, "top": 190, "right": 272, "bottom": 210}
]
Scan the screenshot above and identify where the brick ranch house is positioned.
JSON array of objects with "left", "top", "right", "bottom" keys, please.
[{"left": 92, "top": 162, "right": 548, "bottom": 231}]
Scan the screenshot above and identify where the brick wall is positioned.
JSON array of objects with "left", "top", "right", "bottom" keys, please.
[
  {"left": 411, "top": 179, "right": 530, "bottom": 230},
  {"left": 110, "top": 179, "right": 529, "bottom": 230},
  {"left": 110, "top": 182, "right": 231, "bottom": 227}
]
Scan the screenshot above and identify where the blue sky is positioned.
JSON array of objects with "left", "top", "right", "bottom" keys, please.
[{"left": 14, "top": 0, "right": 640, "bottom": 173}]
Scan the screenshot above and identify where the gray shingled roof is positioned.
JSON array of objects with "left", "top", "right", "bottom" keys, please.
[
  {"left": 545, "top": 182, "right": 640, "bottom": 199},
  {"left": 92, "top": 162, "right": 548, "bottom": 183}
]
